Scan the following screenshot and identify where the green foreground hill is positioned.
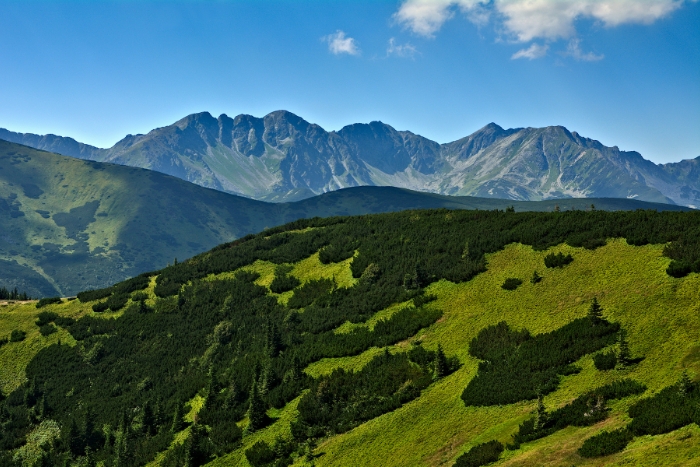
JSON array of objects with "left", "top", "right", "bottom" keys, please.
[
  {"left": 0, "top": 139, "right": 691, "bottom": 298},
  {"left": 1, "top": 208, "right": 700, "bottom": 466}
]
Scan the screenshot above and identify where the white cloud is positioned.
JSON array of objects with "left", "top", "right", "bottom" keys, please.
[
  {"left": 387, "top": 38, "right": 419, "bottom": 58},
  {"left": 323, "top": 30, "right": 360, "bottom": 56},
  {"left": 511, "top": 43, "right": 549, "bottom": 60},
  {"left": 394, "top": 0, "right": 487, "bottom": 37},
  {"left": 394, "top": 0, "right": 688, "bottom": 41},
  {"left": 563, "top": 38, "right": 604, "bottom": 61},
  {"left": 496, "top": 0, "right": 684, "bottom": 42}
]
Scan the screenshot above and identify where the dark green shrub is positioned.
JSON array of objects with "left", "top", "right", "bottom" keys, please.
[
  {"left": 77, "top": 287, "right": 114, "bottom": 303},
  {"left": 413, "top": 293, "right": 437, "bottom": 308},
  {"left": 462, "top": 318, "right": 619, "bottom": 406},
  {"left": 287, "top": 278, "right": 334, "bottom": 309},
  {"left": 628, "top": 380, "right": 700, "bottom": 436},
  {"left": 582, "top": 238, "right": 607, "bottom": 250},
  {"left": 593, "top": 350, "right": 618, "bottom": 370},
  {"left": 35, "top": 311, "right": 59, "bottom": 326},
  {"left": 92, "top": 302, "right": 109, "bottom": 313},
  {"left": 10, "top": 329, "right": 26, "bottom": 342},
  {"left": 530, "top": 271, "right": 542, "bottom": 284},
  {"left": 39, "top": 324, "right": 57, "bottom": 337},
  {"left": 269, "top": 273, "right": 301, "bottom": 294},
  {"left": 154, "top": 278, "right": 180, "bottom": 298},
  {"left": 113, "top": 274, "right": 150, "bottom": 295},
  {"left": 235, "top": 270, "right": 260, "bottom": 282},
  {"left": 578, "top": 428, "right": 633, "bottom": 458},
  {"left": 319, "top": 240, "right": 356, "bottom": 264},
  {"left": 106, "top": 293, "right": 129, "bottom": 311},
  {"left": 35, "top": 297, "right": 62, "bottom": 308},
  {"left": 512, "top": 379, "right": 645, "bottom": 445},
  {"left": 544, "top": 252, "right": 574, "bottom": 268},
  {"left": 131, "top": 292, "right": 148, "bottom": 302},
  {"left": 454, "top": 440, "right": 504, "bottom": 467},
  {"left": 666, "top": 260, "right": 692, "bottom": 278},
  {"left": 54, "top": 316, "right": 75, "bottom": 327},
  {"left": 501, "top": 278, "right": 522, "bottom": 290},
  {"left": 245, "top": 441, "right": 276, "bottom": 467}
]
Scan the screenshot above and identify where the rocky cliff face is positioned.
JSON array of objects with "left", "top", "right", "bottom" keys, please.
[{"left": 3, "top": 112, "right": 698, "bottom": 206}]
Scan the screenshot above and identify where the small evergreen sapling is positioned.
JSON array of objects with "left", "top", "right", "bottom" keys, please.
[
  {"left": 588, "top": 298, "right": 604, "bottom": 325},
  {"left": 433, "top": 344, "right": 448, "bottom": 380},
  {"left": 617, "top": 330, "right": 631, "bottom": 367}
]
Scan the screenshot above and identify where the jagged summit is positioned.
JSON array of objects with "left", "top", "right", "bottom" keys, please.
[{"left": 1, "top": 111, "right": 698, "bottom": 206}]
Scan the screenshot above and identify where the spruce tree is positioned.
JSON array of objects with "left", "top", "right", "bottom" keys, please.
[
  {"left": 530, "top": 270, "right": 542, "bottom": 284},
  {"left": 588, "top": 298, "right": 604, "bottom": 325},
  {"left": 533, "top": 393, "right": 548, "bottom": 431},
  {"left": 433, "top": 344, "right": 448, "bottom": 380},
  {"left": 172, "top": 403, "right": 185, "bottom": 433},
  {"left": 245, "top": 380, "right": 268, "bottom": 434},
  {"left": 265, "top": 322, "right": 282, "bottom": 358},
  {"left": 617, "top": 330, "right": 631, "bottom": 367},
  {"left": 141, "top": 400, "right": 155, "bottom": 436}
]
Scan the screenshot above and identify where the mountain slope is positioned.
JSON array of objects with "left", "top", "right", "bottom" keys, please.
[
  {"left": 4, "top": 112, "right": 698, "bottom": 206},
  {"left": 1, "top": 210, "right": 699, "bottom": 467},
  {"left": 0, "top": 140, "right": 691, "bottom": 297}
]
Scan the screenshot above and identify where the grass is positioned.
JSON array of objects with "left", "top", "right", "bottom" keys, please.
[
  {"left": 4, "top": 238, "right": 700, "bottom": 466},
  {"left": 0, "top": 277, "right": 158, "bottom": 395},
  {"left": 286, "top": 239, "right": 700, "bottom": 467}
]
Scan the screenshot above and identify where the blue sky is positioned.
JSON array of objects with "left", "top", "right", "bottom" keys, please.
[{"left": 0, "top": 0, "right": 698, "bottom": 164}]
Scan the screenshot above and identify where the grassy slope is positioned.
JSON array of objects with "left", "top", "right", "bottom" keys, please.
[
  {"left": 0, "top": 140, "right": 284, "bottom": 296},
  {"left": 306, "top": 240, "right": 700, "bottom": 467},
  {"left": 2, "top": 239, "right": 699, "bottom": 465}
]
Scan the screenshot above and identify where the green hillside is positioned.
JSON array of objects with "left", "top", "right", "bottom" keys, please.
[
  {"left": 1, "top": 208, "right": 699, "bottom": 466},
  {"left": 2, "top": 139, "right": 689, "bottom": 298}
]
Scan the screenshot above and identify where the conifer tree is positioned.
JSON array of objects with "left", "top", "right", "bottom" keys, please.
[
  {"left": 433, "top": 344, "right": 448, "bottom": 380},
  {"left": 533, "top": 393, "right": 548, "bottom": 431},
  {"left": 141, "top": 400, "right": 155, "bottom": 436},
  {"left": 530, "top": 270, "right": 542, "bottom": 284},
  {"left": 617, "top": 329, "right": 631, "bottom": 367},
  {"left": 291, "top": 356, "right": 303, "bottom": 382},
  {"left": 172, "top": 403, "right": 185, "bottom": 433},
  {"left": 588, "top": 298, "right": 604, "bottom": 325},
  {"left": 245, "top": 380, "right": 268, "bottom": 434},
  {"left": 265, "top": 322, "right": 282, "bottom": 358}
]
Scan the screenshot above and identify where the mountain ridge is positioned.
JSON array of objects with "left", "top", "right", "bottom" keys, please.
[{"left": 2, "top": 112, "right": 699, "bottom": 206}]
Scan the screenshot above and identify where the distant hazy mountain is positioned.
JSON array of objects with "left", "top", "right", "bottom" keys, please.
[
  {"left": 1, "top": 140, "right": 689, "bottom": 297},
  {"left": 2, "top": 112, "right": 699, "bottom": 206}
]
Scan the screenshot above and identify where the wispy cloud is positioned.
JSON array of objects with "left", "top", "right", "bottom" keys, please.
[
  {"left": 387, "top": 38, "right": 419, "bottom": 58},
  {"left": 511, "top": 43, "right": 549, "bottom": 60},
  {"left": 394, "top": 0, "right": 485, "bottom": 37},
  {"left": 563, "top": 38, "right": 604, "bottom": 61},
  {"left": 323, "top": 30, "right": 360, "bottom": 56}
]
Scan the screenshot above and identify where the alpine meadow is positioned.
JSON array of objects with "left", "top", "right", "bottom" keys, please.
[
  {"left": 1, "top": 0, "right": 699, "bottom": 465},
  {"left": 2, "top": 208, "right": 700, "bottom": 466}
]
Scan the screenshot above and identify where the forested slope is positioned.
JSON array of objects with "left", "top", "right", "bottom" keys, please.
[{"left": 1, "top": 209, "right": 699, "bottom": 466}]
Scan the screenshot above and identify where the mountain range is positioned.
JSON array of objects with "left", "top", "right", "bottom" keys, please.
[
  {"left": 0, "top": 140, "right": 689, "bottom": 298},
  {"left": 2, "top": 111, "right": 699, "bottom": 207}
]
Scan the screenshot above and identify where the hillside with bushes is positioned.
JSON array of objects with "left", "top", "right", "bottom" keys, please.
[{"left": 1, "top": 208, "right": 699, "bottom": 466}]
